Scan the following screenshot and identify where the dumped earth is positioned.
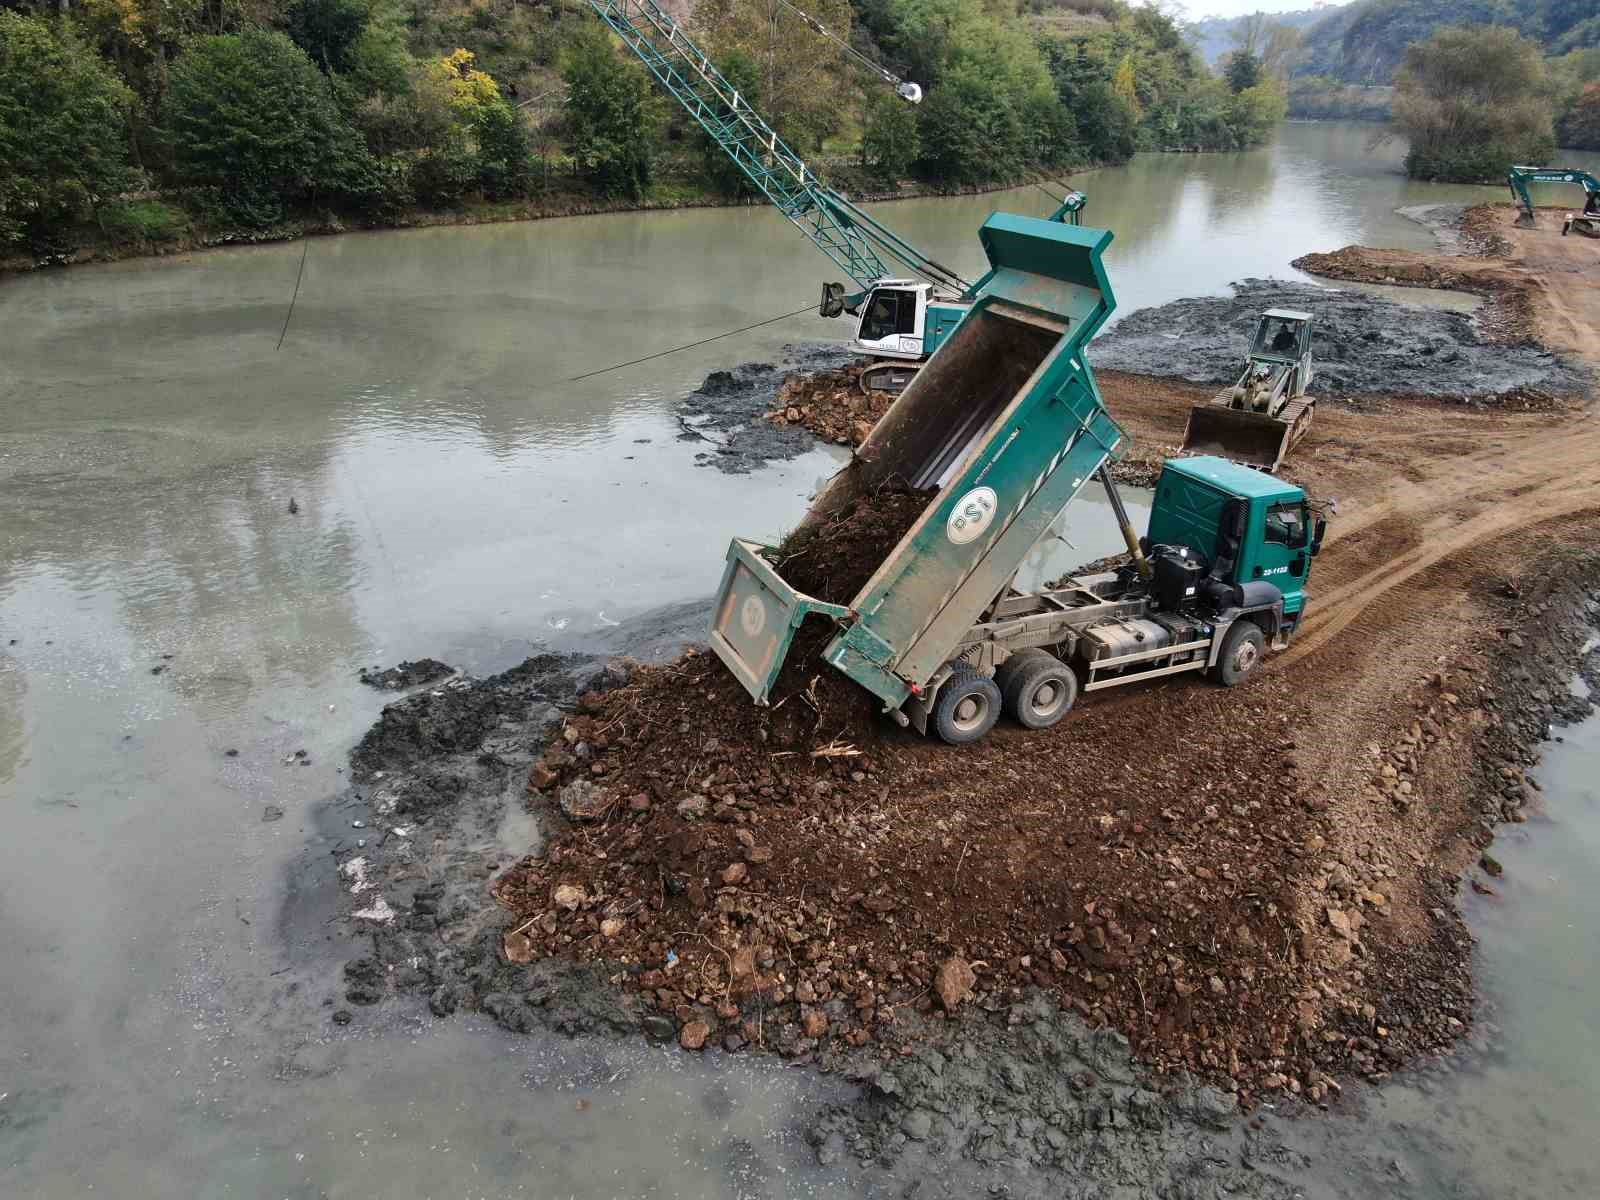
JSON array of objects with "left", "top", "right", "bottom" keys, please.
[
  {"left": 677, "top": 345, "right": 854, "bottom": 473},
  {"left": 357, "top": 658, "right": 454, "bottom": 691},
  {"left": 1086, "top": 277, "right": 1589, "bottom": 400}
]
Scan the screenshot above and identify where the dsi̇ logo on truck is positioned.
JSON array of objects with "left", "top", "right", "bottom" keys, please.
[{"left": 946, "top": 487, "right": 997, "bottom": 545}]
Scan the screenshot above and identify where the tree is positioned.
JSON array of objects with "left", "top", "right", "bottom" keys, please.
[
  {"left": 1559, "top": 80, "right": 1600, "bottom": 149},
  {"left": 860, "top": 90, "right": 919, "bottom": 181},
  {"left": 694, "top": 0, "right": 850, "bottom": 154},
  {"left": 916, "top": 65, "right": 1024, "bottom": 186},
  {"left": 161, "top": 28, "right": 369, "bottom": 224},
  {"left": 0, "top": 12, "right": 132, "bottom": 244},
  {"left": 562, "top": 31, "right": 659, "bottom": 200},
  {"left": 1112, "top": 54, "right": 1142, "bottom": 118},
  {"left": 1393, "top": 26, "right": 1556, "bottom": 182},
  {"left": 472, "top": 98, "right": 532, "bottom": 199},
  {"left": 1224, "top": 49, "right": 1262, "bottom": 94},
  {"left": 285, "top": 0, "right": 370, "bottom": 75}
]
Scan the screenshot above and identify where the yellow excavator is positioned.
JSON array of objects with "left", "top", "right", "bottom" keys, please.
[{"left": 1180, "top": 310, "right": 1314, "bottom": 472}]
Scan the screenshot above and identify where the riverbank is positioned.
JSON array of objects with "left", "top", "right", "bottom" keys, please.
[{"left": 0, "top": 168, "right": 1090, "bottom": 279}]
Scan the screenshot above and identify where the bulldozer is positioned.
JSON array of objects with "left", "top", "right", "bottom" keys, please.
[{"left": 1179, "top": 310, "right": 1314, "bottom": 472}]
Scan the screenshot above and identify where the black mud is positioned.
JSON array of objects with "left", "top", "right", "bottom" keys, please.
[
  {"left": 1088, "top": 278, "right": 1590, "bottom": 400},
  {"left": 677, "top": 343, "right": 854, "bottom": 473},
  {"left": 357, "top": 658, "right": 455, "bottom": 691}
]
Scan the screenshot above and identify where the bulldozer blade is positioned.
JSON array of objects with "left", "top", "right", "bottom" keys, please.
[{"left": 1181, "top": 404, "right": 1299, "bottom": 472}]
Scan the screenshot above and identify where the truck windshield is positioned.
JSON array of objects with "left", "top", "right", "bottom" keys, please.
[{"left": 1264, "top": 501, "right": 1308, "bottom": 547}]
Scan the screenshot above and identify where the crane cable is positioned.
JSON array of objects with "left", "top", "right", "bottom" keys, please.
[{"left": 569, "top": 302, "right": 818, "bottom": 381}]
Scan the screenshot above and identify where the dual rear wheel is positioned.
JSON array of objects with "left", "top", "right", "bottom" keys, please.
[{"left": 931, "top": 651, "right": 1079, "bottom": 745}]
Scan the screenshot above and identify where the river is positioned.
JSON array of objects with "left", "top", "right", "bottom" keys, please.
[{"left": 1, "top": 121, "right": 1596, "bottom": 1198}]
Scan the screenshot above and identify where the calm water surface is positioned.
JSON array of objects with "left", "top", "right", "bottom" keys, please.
[{"left": 1, "top": 122, "right": 1596, "bottom": 1197}]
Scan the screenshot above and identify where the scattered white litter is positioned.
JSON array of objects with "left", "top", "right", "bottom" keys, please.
[
  {"left": 353, "top": 896, "right": 395, "bottom": 923},
  {"left": 340, "top": 856, "right": 374, "bottom": 894}
]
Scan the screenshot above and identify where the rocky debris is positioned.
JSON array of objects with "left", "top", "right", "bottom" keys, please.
[
  {"left": 358, "top": 658, "right": 455, "bottom": 691},
  {"left": 557, "top": 779, "right": 611, "bottom": 822},
  {"left": 1090, "top": 276, "right": 1588, "bottom": 403},
  {"left": 934, "top": 957, "right": 976, "bottom": 1012},
  {"left": 679, "top": 1019, "right": 711, "bottom": 1050}
]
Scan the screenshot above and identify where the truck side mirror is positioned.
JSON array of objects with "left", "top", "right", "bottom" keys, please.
[{"left": 1311, "top": 516, "right": 1327, "bottom": 556}]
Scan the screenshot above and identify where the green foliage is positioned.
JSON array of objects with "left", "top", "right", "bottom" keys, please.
[
  {"left": 915, "top": 65, "right": 1025, "bottom": 186},
  {"left": 1225, "top": 50, "right": 1263, "bottom": 95},
  {"left": 161, "top": 28, "right": 371, "bottom": 226},
  {"left": 698, "top": 50, "right": 761, "bottom": 198},
  {"left": 1287, "top": 76, "right": 1393, "bottom": 121},
  {"left": 562, "top": 31, "right": 659, "bottom": 201},
  {"left": 285, "top": 0, "right": 370, "bottom": 75},
  {"left": 1393, "top": 26, "right": 1556, "bottom": 183},
  {"left": 472, "top": 98, "right": 532, "bottom": 200},
  {"left": 0, "top": 12, "right": 133, "bottom": 245},
  {"left": 1559, "top": 81, "right": 1600, "bottom": 149},
  {"left": 97, "top": 198, "right": 189, "bottom": 242}
]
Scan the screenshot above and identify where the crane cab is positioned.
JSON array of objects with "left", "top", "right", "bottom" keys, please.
[{"left": 854, "top": 280, "right": 930, "bottom": 360}]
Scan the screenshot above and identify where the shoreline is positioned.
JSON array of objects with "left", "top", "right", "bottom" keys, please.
[{"left": 0, "top": 167, "right": 1098, "bottom": 280}]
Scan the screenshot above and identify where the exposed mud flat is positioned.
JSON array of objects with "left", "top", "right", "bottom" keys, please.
[
  {"left": 1087, "top": 277, "right": 1589, "bottom": 400},
  {"left": 677, "top": 345, "right": 855, "bottom": 473}
]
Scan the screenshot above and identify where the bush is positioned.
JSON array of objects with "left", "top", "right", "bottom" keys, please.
[
  {"left": 98, "top": 199, "right": 189, "bottom": 243},
  {"left": 916, "top": 66, "right": 1025, "bottom": 186},
  {"left": 0, "top": 12, "right": 133, "bottom": 244},
  {"left": 1393, "top": 26, "right": 1555, "bottom": 183},
  {"left": 562, "top": 31, "right": 659, "bottom": 200},
  {"left": 473, "top": 99, "right": 532, "bottom": 199},
  {"left": 860, "top": 91, "right": 920, "bottom": 181},
  {"left": 162, "top": 28, "right": 372, "bottom": 225}
]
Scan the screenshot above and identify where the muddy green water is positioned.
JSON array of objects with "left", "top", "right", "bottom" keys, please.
[{"left": 2, "top": 122, "right": 1597, "bottom": 1197}]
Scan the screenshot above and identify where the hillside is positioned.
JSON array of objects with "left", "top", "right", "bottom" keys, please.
[
  {"left": 1186, "top": 5, "right": 1338, "bottom": 69},
  {"left": 1292, "top": 0, "right": 1600, "bottom": 84}
]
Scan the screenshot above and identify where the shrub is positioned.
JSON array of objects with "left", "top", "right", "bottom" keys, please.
[
  {"left": 860, "top": 91, "right": 920, "bottom": 181},
  {"left": 98, "top": 199, "right": 189, "bottom": 243},
  {"left": 562, "top": 31, "right": 659, "bottom": 200}
]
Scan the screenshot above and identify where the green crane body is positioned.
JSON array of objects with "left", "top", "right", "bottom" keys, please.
[
  {"left": 581, "top": 0, "right": 1084, "bottom": 385},
  {"left": 1508, "top": 166, "right": 1600, "bottom": 236},
  {"left": 710, "top": 214, "right": 1323, "bottom": 745}
]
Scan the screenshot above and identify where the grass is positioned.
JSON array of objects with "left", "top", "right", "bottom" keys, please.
[{"left": 97, "top": 199, "right": 191, "bottom": 244}]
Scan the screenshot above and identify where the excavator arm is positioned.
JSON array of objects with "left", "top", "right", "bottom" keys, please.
[{"left": 1508, "top": 166, "right": 1600, "bottom": 225}]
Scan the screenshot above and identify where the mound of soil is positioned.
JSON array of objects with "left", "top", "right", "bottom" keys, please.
[{"left": 358, "top": 658, "right": 455, "bottom": 691}]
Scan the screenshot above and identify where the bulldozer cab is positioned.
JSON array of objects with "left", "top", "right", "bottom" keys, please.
[{"left": 1251, "top": 310, "right": 1311, "bottom": 365}]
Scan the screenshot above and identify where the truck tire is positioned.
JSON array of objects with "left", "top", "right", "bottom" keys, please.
[
  {"left": 994, "top": 648, "right": 1051, "bottom": 705},
  {"left": 1211, "top": 621, "right": 1265, "bottom": 687},
  {"left": 1001, "top": 652, "right": 1078, "bottom": 729},
  {"left": 932, "top": 665, "right": 1002, "bottom": 745}
]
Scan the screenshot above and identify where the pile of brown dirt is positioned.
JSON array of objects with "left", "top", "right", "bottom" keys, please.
[{"left": 766, "top": 360, "right": 1167, "bottom": 486}]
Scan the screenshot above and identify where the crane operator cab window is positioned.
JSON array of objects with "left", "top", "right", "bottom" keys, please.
[
  {"left": 1264, "top": 501, "right": 1309, "bottom": 547},
  {"left": 859, "top": 288, "right": 917, "bottom": 344}
]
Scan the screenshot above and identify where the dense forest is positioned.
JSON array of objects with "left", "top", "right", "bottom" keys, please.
[{"left": 0, "top": 0, "right": 1286, "bottom": 258}]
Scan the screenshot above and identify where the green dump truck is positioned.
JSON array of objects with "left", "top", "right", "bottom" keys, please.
[{"left": 709, "top": 213, "right": 1324, "bottom": 744}]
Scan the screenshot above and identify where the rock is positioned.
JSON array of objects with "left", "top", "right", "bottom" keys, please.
[
  {"left": 641, "top": 1014, "right": 676, "bottom": 1042},
  {"left": 600, "top": 917, "right": 625, "bottom": 938},
  {"left": 801, "top": 1009, "right": 828, "bottom": 1038},
  {"left": 745, "top": 845, "right": 773, "bottom": 864},
  {"left": 679, "top": 1020, "right": 711, "bottom": 1050},
  {"left": 901, "top": 1110, "right": 933, "bottom": 1140},
  {"left": 558, "top": 779, "right": 611, "bottom": 822},
  {"left": 331, "top": 1009, "right": 352, "bottom": 1025},
  {"left": 552, "top": 884, "right": 586, "bottom": 911},
  {"left": 1326, "top": 907, "right": 1355, "bottom": 940},
  {"left": 935, "top": 956, "right": 976, "bottom": 1011},
  {"left": 627, "top": 791, "right": 651, "bottom": 812},
  {"left": 676, "top": 794, "right": 710, "bottom": 820},
  {"left": 261, "top": 804, "right": 285, "bottom": 823},
  {"left": 503, "top": 930, "right": 534, "bottom": 963},
  {"left": 732, "top": 945, "right": 757, "bottom": 980},
  {"left": 1480, "top": 852, "right": 1504, "bottom": 877},
  {"left": 721, "top": 862, "right": 748, "bottom": 885},
  {"left": 528, "top": 763, "right": 558, "bottom": 791}
]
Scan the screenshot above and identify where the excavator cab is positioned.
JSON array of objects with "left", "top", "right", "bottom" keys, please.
[{"left": 854, "top": 282, "right": 925, "bottom": 359}]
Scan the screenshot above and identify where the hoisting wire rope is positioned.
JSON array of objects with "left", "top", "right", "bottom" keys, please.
[
  {"left": 569, "top": 302, "right": 816, "bottom": 381},
  {"left": 768, "top": 0, "right": 921, "bottom": 99}
]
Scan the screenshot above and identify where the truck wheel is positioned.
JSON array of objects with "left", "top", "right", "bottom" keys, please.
[
  {"left": 994, "top": 648, "right": 1051, "bottom": 704},
  {"left": 932, "top": 666, "right": 1001, "bottom": 745},
  {"left": 1211, "top": 622, "right": 1265, "bottom": 687},
  {"left": 1001, "top": 653, "right": 1078, "bottom": 729}
]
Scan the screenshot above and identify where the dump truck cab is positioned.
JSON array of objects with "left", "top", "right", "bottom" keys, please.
[{"left": 1145, "top": 456, "right": 1319, "bottom": 634}]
